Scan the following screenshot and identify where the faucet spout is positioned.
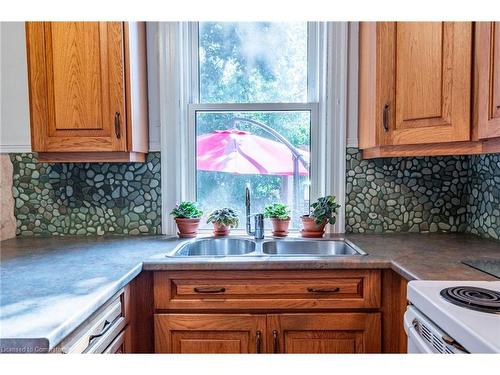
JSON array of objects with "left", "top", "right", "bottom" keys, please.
[
  {"left": 245, "top": 186, "right": 264, "bottom": 239},
  {"left": 246, "top": 186, "right": 252, "bottom": 235}
]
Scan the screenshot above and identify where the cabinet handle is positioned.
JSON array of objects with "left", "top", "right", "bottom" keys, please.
[
  {"left": 382, "top": 104, "right": 389, "bottom": 132},
  {"left": 193, "top": 287, "right": 226, "bottom": 294},
  {"left": 256, "top": 330, "right": 262, "bottom": 353},
  {"left": 272, "top": 330, "right": 279, "bottom": 354},
  {"left": 307, "top": 287, "right": 340, "bottom": 293},
  {"left": 114, "top": 112, "right": 121, "bottom": 139},
  {"left": 88, "top": 319, "right": 112, "bottom": 343}
]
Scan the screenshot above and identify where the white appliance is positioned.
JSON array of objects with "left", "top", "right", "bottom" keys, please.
[{"left": 404, "top": 280, "right": 500, "bottom": 354}]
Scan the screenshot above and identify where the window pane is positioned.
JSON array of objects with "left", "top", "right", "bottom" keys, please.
[
  {"left": 198, "top": 22, "right": 308, "bottom": 103},
  {"left": 196, "top": 111, "right": 310, "bottom": 230}
]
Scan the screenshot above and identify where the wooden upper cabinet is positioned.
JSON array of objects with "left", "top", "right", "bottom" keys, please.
[
  {"left": 25, "top": 22, "right": 148, "bottom": 162},
  {"left": 390, "top": 23, "right": 472, "bottom": 145},
  {"left": 360, "top": 22, "right": 472, "bottom": 149},
  {"left": 475, "top": 22, "right": 500, "bottom": 140}
]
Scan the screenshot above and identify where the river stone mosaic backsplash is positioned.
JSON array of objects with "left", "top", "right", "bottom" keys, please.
[
  {"left": 10, "top": 153, "right": 161, "bottom": 236},
  {"left": 466, "top": 153, "right": 500, "bottom": 240},
  {"left": 7, "top": 149, "right": 499, "bottom": 240},
  {"left": 345, "top": 148, "right": 469, "bottom": 234}
]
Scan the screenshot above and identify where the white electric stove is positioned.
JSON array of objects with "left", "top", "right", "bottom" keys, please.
[{"left": 405, "top": 280, "right": 500, "bottom": 353}]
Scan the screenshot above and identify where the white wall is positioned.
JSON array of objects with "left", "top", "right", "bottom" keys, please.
[
  {"left": 346, "top": 22, "right": 359, "bottom": 148},
  {"left": 146, "top": 22, "right": 161, "bottom": 152},
  {"left": 0, "top": 22, "right": 31, "bottom": 153}
]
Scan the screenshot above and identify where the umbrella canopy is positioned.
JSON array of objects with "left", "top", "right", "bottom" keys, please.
[{"left": 197, "top": 129, "right": 309, "bottom": 176}]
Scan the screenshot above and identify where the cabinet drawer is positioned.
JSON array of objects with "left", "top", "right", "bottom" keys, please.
[
  {"left": 154, "top": 270, "right": 381, "bottom": 310},
  {"left": 53, "top": 290, "right": 125, "bottom": 354},
  {"left": 103, "top": 326, "right": 127, "bottom": 354}
]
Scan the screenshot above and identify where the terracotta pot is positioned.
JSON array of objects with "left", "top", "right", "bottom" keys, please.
[
  {"left": 270, "top": 218, "right": 290, "bottom": 237},
  {"left": 300, "top": 215, "right": 327, "bottom": 238},
  {"left": 213, "top": 222, "right": 230, "bottom": 237},
  {"left": 174, "top": 218, "right": 201, "bottom": 238}
]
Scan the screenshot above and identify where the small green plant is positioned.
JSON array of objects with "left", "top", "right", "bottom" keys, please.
[
  {"left": 263, "top": 203, "right": 291, "bottom": 220},
  {"left": 206, "top": 208, "right": 239, "bottom": 228},
  {"left": 170, "top": 201, "right": 203, "bottom": 219},
  {"left": 309, "top": 195, "right": 340, "bottom": 225}
]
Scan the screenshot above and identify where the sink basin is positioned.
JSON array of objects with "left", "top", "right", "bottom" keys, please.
[
  {"left": 171, "top": 238, "right": 256, "bottom": 257},
  {"left": 262, "top": 240, "right": 365, "bottom": 256},
  {"left": 168, "top": 238, "right": 365, "bottom": 258}
]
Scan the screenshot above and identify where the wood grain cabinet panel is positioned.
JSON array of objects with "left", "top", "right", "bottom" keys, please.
[
  {"left": 151, "top": 270, "right": 396, "bottom": 354},
  {"left": 390, "top": 22, "right": 472, "bottom": 145},
  {"left": 356, "top": 22, "right": 500, "bottom": 158},
  {"left": 25, "top": 22, "right": 148, "bottom": 162},
  {"left": 155, "top": 314, "right": 267, "bottom": 354},
  {"left": 154, "top": 270, "right": 381, "bottom": 311},
  {"left": 268, "top": 313, "right": 381, "bottom": 354},
  {"left": 475, "top": 22, "right": 500, "bottom": 139}
]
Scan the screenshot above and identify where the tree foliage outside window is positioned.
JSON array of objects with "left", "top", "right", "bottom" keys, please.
[
  {"left": 199, "top": 22, "right": 308, "bottom": 103},
  {"left": 196, "top": 22, "right": 311, "bottom": 229}
]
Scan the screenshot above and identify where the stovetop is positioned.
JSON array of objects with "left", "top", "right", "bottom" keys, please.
[
  {"left": 440, "top": 286, "right": 500, "bottom": 314},
  {"left": 408, "top": 280, "right": 500, "bottom": 353},
  {"left": 462, "top": 259, "right": 500, "bottom": 279}
]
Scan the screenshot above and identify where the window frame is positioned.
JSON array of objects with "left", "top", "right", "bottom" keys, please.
[{"left": 158, "top": 21, "right": 348, "bottom": 235}]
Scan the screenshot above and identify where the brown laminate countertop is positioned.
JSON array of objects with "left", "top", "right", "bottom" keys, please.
[{"left": 0, "top": 232, "right": 499, "bottom": 352}]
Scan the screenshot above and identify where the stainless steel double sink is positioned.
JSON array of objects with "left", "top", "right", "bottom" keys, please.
[{"left": 168, "top": 237, "right": 366, "bottom": 258}]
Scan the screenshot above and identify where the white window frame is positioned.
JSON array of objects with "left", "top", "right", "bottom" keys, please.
[{"left": 159, "top": 22, "right": 348, "bottom": 235}]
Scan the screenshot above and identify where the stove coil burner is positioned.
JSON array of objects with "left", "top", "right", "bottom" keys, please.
[{"left": 440, "top": 286, "right": 500, "bottom": 314}]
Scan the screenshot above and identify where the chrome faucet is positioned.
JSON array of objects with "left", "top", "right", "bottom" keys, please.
[{"left": 245, "top": 186, "right": 264, "bottom": 240}]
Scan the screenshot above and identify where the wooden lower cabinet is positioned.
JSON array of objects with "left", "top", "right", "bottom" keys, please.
[
  {"left": 269, "top": 313, "right": 381, "bottom": 354},
  {"left": 155, "top": 313, "right": 380, "bottom": 354},
  {"left": 155, "top": 314, "right": 266, "bottom": 354}
]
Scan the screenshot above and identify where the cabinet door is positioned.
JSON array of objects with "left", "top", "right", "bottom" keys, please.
[
  {"left": 475, "top": 22, "right": 500, "bottom": 139},
  {"left": 268, "top": 313, "right": 381, "bottom": 354},
  {"left": 155, "top": 314, "right": 266, "bottom": 354},
  {"left": 26, "top": 22, "right": 127, "bottom": 152},
  {"left": 383, "top": 22, "right": 472, "bottom": 145}
]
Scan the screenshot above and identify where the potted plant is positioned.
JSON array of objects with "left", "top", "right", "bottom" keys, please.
[
  {"left": 170, "top": 201, "right": 203, "bottom": 238},
  {"left": 206, "top": 208, "right": 239, "bottom": 237},
  {"left": 264, "top": 203, "right": 291, "bottom": 237},
  {"left": 301, "top": 195, "right": 340, "bottom": 238}
]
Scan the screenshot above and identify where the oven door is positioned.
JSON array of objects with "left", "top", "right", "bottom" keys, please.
[{"left": 404, "top": 305, "right": 467, "bottom": 354}]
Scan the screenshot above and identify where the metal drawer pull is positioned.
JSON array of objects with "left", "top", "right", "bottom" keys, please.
[
  {"left": 193, "top": 287, "right": 226, "bottom": 294},
  {"left": 382, "top": 104, "right": 389, "bottom": 132},
  {"left": 88, "top": 320, "right": 112, "bottom": 343},
  {"left": 114, "top": 112, "right": 121, "bottom": 139},
  {"left": 272, "top": 330, "right": 279, "bottom": 353},
  {"left": 307, "top": 287, "right": 340, "bottom": 293},
  {"left": 256, "top": 331, "right": 262, "bottom": 353}
]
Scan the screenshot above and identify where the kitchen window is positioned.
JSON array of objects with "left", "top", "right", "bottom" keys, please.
[
  {"left": 159, "top": 22, "right": 348, "bottom": 234},
  {"left": 193, "top": 22, "right": 315, "bottom": 230}
]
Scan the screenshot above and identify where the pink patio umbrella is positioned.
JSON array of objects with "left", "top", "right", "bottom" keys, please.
[{"left": 197, "top": 129, "right": 309, "bottom": 176}]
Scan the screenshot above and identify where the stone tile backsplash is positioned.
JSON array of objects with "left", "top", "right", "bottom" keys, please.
[
  {"left": 466, "top": 153, "right": 500, "bottom": 240},
  {"left": 7, "top": 149, "right": 499, "bottom": 240},
  {"left": 345, "top": 148, "right": 469, "bottom": 234},
  {"left": 10, "top": 153, "right": 161, "bottom": 236}
]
